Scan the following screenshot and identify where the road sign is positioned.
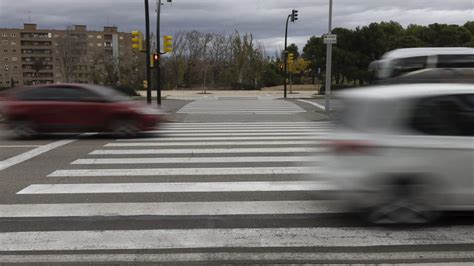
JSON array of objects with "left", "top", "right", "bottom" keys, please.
[{"left": 323, "top": 34, "right": 337, "bottom": 44}]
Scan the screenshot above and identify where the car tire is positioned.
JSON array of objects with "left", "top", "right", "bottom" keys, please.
[
  {"left": 366, "top": 178, "right": 440, "bottom": 225},
  {"left": 9, "top": 119, "right": 38, "bottom": 139},
  {"left": 110, "top": 119, "right": 139, "bottom": 138}
]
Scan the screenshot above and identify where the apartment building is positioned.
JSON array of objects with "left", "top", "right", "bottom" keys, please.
[{"left": 0, "top": 23, "right": 135, "bottom": 87}]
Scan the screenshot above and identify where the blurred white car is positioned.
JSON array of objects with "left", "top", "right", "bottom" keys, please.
[{"left": 323, "top": 83, "right": 474, "bottom": 224}]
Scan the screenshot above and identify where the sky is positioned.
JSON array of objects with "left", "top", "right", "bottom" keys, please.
[{"left": 0, "top": 0, "right": 473, "bottom": 53}]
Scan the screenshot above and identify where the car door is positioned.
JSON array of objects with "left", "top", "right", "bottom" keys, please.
[{"left": 404, "top": 94, "right": 474, "bottom": 208}]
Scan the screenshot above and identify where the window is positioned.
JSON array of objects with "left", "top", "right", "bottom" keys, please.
[
  {"left": 11, "top": 41, "right": 16, "bottom": 45},
  {"left": 12, "top": 49, "right": 16, "bottom": 53},
  {"left": 1, "top": 33, "right": 7, "bottom": 37},
  {"left": 409, "top": 94, "right": 474, "bottom": 136},
  {"left": 3, "top": 49, "right": 7, "bottom": 53},
  {"left": 119, "top": 36, "right": 123, "bottom": 40},
  {"left": 96, "top": 35, "right": 102, "bottom": 39},
  {"left": 89, "top": 43, "right": 94, "bottom": 47},
  {"left": 437, "top": 54, "right": 474, "bottom": 68},
  {"left": 391, "top": 56, "right": 427, "bottom": 78},
  {"left": 97, "top": 43, "right": 102, "bottom": 47},
  {"left": 3, "top": 57, "right": 8, "bottom": 61},
  {"left": 89, "top": 35, "right": 94, "bottom": 38},
  {"left": 2, "top": 40, "right": 7, "bottom": 44},
  {"left": 12, "top": 57, "right": 17, "bottom": 61},
  {"left": 11, "top": 33, "right": 16, "bottom": 37},
  {"left": 54, "top": 34, "right": 59, "bottom": 38}
]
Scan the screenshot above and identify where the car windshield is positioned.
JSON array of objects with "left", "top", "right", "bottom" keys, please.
[{"left": 83, "top": 85, "right": 131, "bottom": 102}]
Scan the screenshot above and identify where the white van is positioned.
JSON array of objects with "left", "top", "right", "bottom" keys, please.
[{"left": 369, "top": 47, "right": 474, "bottom": 84}]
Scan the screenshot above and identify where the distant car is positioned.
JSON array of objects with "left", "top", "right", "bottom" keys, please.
[
  {"left": 0, "top": 84, "right": 163, "bottom": 138},
  {"left": 322, "top": 83, "right": 474, "bottom": 224}
]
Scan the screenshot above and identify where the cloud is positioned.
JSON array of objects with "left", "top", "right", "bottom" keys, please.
[{"left": 0, "top": 0, "right": 472, "bottom": 53}]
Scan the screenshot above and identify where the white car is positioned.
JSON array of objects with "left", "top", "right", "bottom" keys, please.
[{"left": 322, "top": 83, "right": 474, "bottom": 224}]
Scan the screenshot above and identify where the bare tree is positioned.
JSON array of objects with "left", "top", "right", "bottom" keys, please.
[{"left": 55, "top": 25, "right": 87, "bottom": 83}]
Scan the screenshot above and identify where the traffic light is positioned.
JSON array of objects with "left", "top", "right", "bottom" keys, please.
[
  {"left": 287, "top": 53, "right": 294, "bottom": 64},
  {"left": 291, "top": 9, "right": 298, "bottom": 22},
  {"left": 163, "top": 35, "right": 173, "bottom": 53},
  {"left": 131, "top": 31, "right": 143, "bottom": 51},
  {"left": 151, "top": 53, "right": 159, "bottom": 68}
]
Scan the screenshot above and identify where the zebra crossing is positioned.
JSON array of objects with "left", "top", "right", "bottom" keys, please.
[
  {"left": 2, "top": 121, "right": 474, "bottom": 263},
  {"left": 176, "top": 97, "right": 306, "bottom": 114}
]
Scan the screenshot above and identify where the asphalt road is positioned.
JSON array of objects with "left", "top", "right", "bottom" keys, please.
[{"left": 0, "top": 96, "right": 473, "bottom": 264}]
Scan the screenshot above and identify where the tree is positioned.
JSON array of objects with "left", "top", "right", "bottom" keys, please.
[{"left": 55, "top": 25, "right": 87, "bottom": 83}]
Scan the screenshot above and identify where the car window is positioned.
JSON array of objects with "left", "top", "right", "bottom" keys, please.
[
  {"left": 437, "top": 54, "right": 474, "bottom": 68},
  {"left": 409, "top": 94, "right": 474, "bottom": 136},
  {"left": 390, "top": 56, "right": 427, "bottom": 78},
  {"left": 16, "top": 87, "right": 101, "bottom": 102}
]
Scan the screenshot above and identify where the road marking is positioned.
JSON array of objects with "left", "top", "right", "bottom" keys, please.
[
  {"left": 150, "top": 129, "right": 328, "bottom": 133},
  {"left": 298, "top": 99, "right": 326, "bottom": 110},
  {"left": 17, "top": 181, "right": 334, "bottom": 194},
  {"left": 159, "top": 126, "right": 332, "bottom": 130},
  {"left": 0, "top": 145, "right": 41, "bottom": 148},
  {"left": 126, "top": 132, "right": 330, "bottom": 137},
  {"left": 117, "top": 136, "right": 327, "bottom": 142},
  {"left": 72, "top": 156, "right": 325, "bottom": 165},
  {"left": 0, "top": 139, "right": 76, "bottom": 171},
  {"left": 1, "top": 226, "right": 473, "bottom": 251},
  {"left": 0, "top": 200, "right": 342, "bottom": 217},
  {"left": 1, "top": 252, "right": 473, "bottom": 263},
  {"left": 90, "top": 147, "right": 324, "bottom": 155},
  {"left": 159, "top": 122, "right": 330, "bottom": 125},
  {"left": 177, "top": 111, "right": 306, "bottom": 114},
  {"left": 105, "top": 140, "right": 324, "bottom": 147},
  {"left": 48, "top": 166, "right": 320, "bottom": 177}
]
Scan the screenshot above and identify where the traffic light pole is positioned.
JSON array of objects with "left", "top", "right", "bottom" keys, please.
[
  {"left": 325, "top": 0, "right": 333, "bottom": 113},
  {"left": 144, "top": 0, "right": 152, "bottom": 104},
  {"left": 283, "top": 14, "right": 290, "bottom": 99},
  {"left": 156, "top": 0, "right": 162, "bottom": 105}
]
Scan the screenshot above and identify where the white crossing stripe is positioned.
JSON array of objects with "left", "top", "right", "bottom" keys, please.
[
  {"left": 90, "top": 147, "right": 324, "bottom": 155},
  {"left": 298, "top": 99, "right": 326, "bottom": 110},
  {"left": 148, "top": 133, "right": 329, "bottom": 137},
  {"left": 160, "top": 122, "right": 331, "bottom": 125},
  {"left": 48, "top": 166, "right": 320, "bottom": 177},
  {"left": 116, "top": 136, "right": 327, "bottom": 142},
  {"left": 151, "top": 129, "right": 329, "bottom": 133},
  {"left": 72, "top": 156, "right": 325, "bottom": 165},
  {"left": 0, "top": 139, "right": 76, "bottom": 171},
  {"left": 1, "top": 252, "right": 473, "bottom": 264},
  {"left": 161, "top": 125, "right": 331, "bottom": 129},
  {"left": 105, "top": 140, "right": 324, "bottom": 147},
  {"left": 178, "top": 111, "right": 306, "bottom": 114},
  {"left": 17, "top": 181, "right": 333, "bottom": 194},
  {"left": 1, "top": 226, "right": 473, "bottom": 251},
  {"left": 0, "top": 200, "right": 342, "bottom": 218}
]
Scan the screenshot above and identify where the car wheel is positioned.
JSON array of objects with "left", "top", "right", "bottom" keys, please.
[
  {"left": 366, "top": 178, "right": 440, "bottom": 225},
  {"left": 9, "top": 119, "right": 38, "bottom": 139},
  {"left": 110, "top": 119, "right": 139, "bottom": 138}
]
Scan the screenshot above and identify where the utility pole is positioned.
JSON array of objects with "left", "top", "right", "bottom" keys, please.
[
  {"left": 325, "top": 0, "right": 333, "bottom": 113},
  {"left": 144, "top": 0, "right": 152, "bottom": 104},
  {"left": 156, "top": 0, "right": 162, "bottom": 105}
]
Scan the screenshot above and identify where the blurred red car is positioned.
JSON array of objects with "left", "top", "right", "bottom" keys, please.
[{"left": 0, "top": 84, "right": 163, "bottom": 138}]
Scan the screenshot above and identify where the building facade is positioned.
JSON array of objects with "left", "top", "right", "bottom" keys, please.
[{"left": 0, "top": 23, "right": 136, "bottom": 88}]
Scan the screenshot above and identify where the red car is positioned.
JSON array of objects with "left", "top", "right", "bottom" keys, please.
[{"left": 0, "top": 84, "right": 163, "bottom": 138}]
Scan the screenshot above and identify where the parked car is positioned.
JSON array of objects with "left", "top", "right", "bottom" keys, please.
[
  {"left": 0, "top": 84, "right": 163, "bottom": 138},
  {"left": 321, "top": 83, "right": 474, "bottom": 224}
]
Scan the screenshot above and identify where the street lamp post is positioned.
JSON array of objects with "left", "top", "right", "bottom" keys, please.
[{"left": 325, "top": 0, "right": 333, "bottom": 113}]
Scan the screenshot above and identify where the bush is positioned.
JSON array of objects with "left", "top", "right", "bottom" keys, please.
[{"left": 112, "top": 85, "right": 139, "bottom": 96}]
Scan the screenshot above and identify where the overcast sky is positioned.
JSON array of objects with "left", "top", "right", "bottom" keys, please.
[{"left": 0, "top": 0, "right": 472, "bottom": 53}]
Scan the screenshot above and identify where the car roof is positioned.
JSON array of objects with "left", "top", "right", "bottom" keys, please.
[
  {"left": 338, "top": 83, "right": 474, "bottom": 100},
  {"left": 381, "top": 47, "right": 474, "bottom": 59}
]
